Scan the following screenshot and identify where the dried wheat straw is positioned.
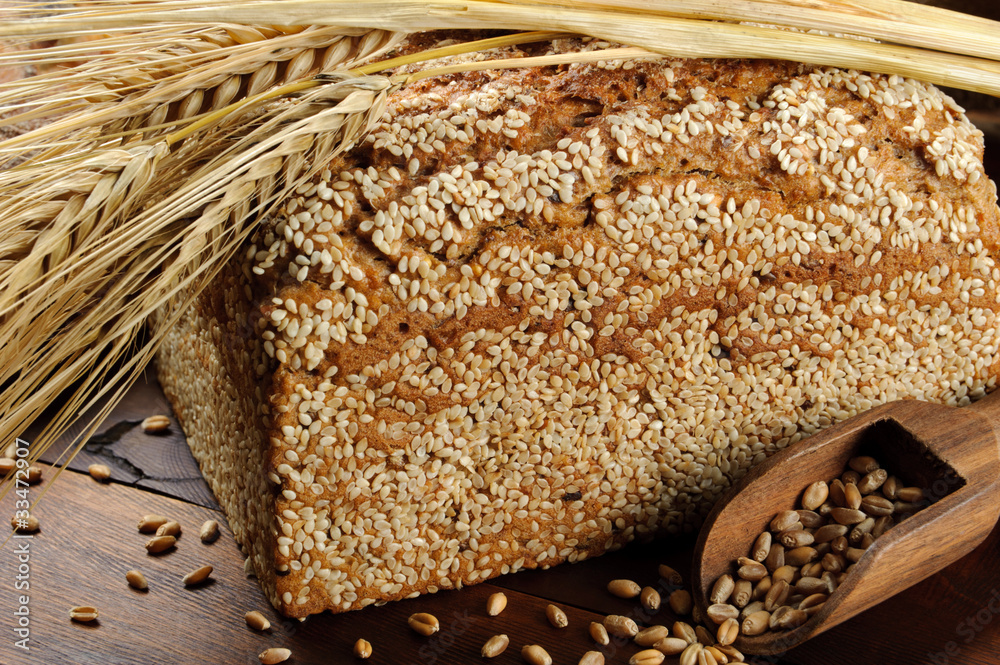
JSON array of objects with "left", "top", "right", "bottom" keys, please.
[
  {"left": 2, "top": 1, "right": 999, "bottom": 95},
  {"left": 0, "top": 30, "right": 409, "bottom": 501}
]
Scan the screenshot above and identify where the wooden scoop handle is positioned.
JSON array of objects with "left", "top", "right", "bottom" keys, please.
[{"left": 966, "top": 388, "right": 1000, "bottom": 449}]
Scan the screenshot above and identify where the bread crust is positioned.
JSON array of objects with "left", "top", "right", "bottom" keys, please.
[{"left": 158, "top": 37, "right": 1000, "bottom": 616}]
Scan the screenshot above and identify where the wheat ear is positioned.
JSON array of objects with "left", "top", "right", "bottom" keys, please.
[
  {"left": 3, "top": 74, "right": 399, "bottom": 500},
  {"left": 0, "top": 26, "right": 402, "bottom": 168}
]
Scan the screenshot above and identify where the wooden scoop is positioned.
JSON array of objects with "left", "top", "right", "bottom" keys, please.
[{"left": 692, "top": 391, "right": 1000, "bottom": 655}]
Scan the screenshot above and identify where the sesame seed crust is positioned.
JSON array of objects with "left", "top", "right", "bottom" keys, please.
[{"left": 157, "top": 36, "right": 1000, "bottom": 617}]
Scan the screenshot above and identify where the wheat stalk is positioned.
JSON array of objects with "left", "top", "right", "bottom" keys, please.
[
  {"left": 3, "top": 1, "right": 1000, "bottom": 96},
  {"left": 506, "top": 0, "right": 1000, "bottom": 61}
]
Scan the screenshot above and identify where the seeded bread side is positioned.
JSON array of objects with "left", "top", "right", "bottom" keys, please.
[
  {"left": 156, "top": 261, "right": 281, "bottom": 610},
  {"left": 159, "top": 38, "right": 1000, "bottom": 617}
]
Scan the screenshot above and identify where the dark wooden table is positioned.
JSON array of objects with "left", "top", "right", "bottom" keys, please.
[{"left": 3, "top": 114, "right": 1000, "bottom": 665}]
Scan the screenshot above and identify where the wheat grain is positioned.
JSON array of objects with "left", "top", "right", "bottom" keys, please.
[
  {"left": 258, "top": 648, "right": 291, "bottom": 664},
  {"left": 200, "top": 519, "right": 220, "bottom": 543},
  {"left": 69, "top": 606, "right": 99, "bottom": 623},
  {"left": 125, "top": 570, "right": 148, "bottom": 590},
  {"left": 182, "top": 565, "right": 213, "bottom": 586},
  {"left": 245, "top": 610, "right": 271, "bottom": 631}
]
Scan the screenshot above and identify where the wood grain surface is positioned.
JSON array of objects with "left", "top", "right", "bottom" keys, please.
[{"left": 28, "top": 370, "right": 218, "bottom": 510}]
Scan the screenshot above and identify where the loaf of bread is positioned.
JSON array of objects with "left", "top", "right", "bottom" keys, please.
[{"left": 156, "top": 36, "right": 1000, "bottom": 617}]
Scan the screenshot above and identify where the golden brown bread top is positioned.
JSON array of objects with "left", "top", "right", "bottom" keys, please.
[{"left": 242, "top": 38, "right": 1000, "bottom": 615}]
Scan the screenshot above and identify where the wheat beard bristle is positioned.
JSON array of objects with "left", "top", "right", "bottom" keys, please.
[{"left": 0, "top": 24, "right": 402, "bottom": 485}]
